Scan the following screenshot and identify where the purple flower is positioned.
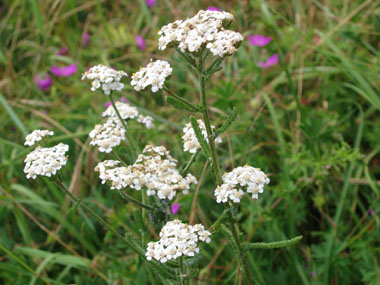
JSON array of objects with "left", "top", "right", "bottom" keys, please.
[
  {"left": 258, "top": 54, "right": 279, "bottom": 68},
  {"left": 171, "top": 204, "right": 180, "bottom": 215},
  {"left": 56, "top": 47, "right": 69, "bottom": 56},
  {"left": 34, "top": 74, "right": 53, "bottom": 91},
  {"left": 311, "top": 272, "right": 317, "bottom": 277},
  {"left": 135, "top": 35, "right": 146, "bottom": 51},
  {"left": 146, "top": 0, "right": 155, "bottom": 7},
  {"left": 369, "top": 209, "right": 374, "bottom": 216},
  {"left": 148, "top": 213, "right": 152, "bottom": 220},
  {"left": 207, "top": 6, "right": 222, "bottom": 11},
  {"left": 9, "top": 125, "right": 15, "bottom": 132},
  {"left": 82, "top": 33, "right": 90, "bottom": 47},
  {"left": 248, "top": 34, "right": 272, "bottom": 46},
  {"left": 104, "top": 102, "right": 112, "bottom": 107},
  {"left": 50, "top": 62, "right": 77, "bottom": 77}
]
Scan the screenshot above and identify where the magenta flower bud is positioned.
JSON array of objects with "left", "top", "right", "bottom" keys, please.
[
  {"left": 207, "top": 6, "right": 222, "bottom": 11},
  {"left": 135, "top": 35, "right": 146, "bottom": 51},
  {"left": 247, "top": 34, "right": 272, "bottom": 46},
  {"left": 171, "top": 203, "right": 180, "bottom": 215},
  {"left": 146, "top": 0, "right": 155, "bottom": 7},
  {"left": 34, "top": 73, "right": 53, "bottom": 91},
  {"left": 258, "top": 54, "right": 279, "bottom": 68},
  {"left": 56, "top": 47, "right": 69, "bottom": 56},
  {"left": 82, "top": 33, "right": 90, "bottom": 47},
  {"left": 50, "top": 62, "right": 77, "bottom": 77}
]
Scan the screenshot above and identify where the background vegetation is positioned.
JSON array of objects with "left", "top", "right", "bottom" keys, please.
[{"left": 1, "top": 0, "right": 379, "bottom": 284}]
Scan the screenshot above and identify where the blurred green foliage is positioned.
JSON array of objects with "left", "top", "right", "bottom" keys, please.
[{"left": 1, "top": 0, "right": 379, "bottom": 284}]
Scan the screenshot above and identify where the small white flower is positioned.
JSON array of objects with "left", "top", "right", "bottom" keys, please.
[
  {"left": 82, "top": 64, "right": 128, "bottom": 95},
  {"left": 24, "top": 143, "right": 69, "bottom": 179},
  {"left": 145, "top": 219, "right": 211, "bottom": 263},
  {"left": 89, "top": 117, "right": 126, "bottom": 153},
  {"left": 137, "top": 115, "right": 154, "bottom": 129},
  {"left": 182, "top": 119, "right": 222, "bottom": 153},
  {"left": 102, "top": 101, "right": 139, "bottom": 120},
  {"left": 158, "top": 10, "right": 241, "bottom": 57},
  {"left": 214, "top": 165, "right": 270, "bottom": 203},
  {"left": 130, "top": 60, "right": 172, "bottom": 93},
  {"left": 24, "top": 129, "right": 54, "bottom": 146},
  {"left": 94, "top": 145, "right": 197, "bottom": 200}
]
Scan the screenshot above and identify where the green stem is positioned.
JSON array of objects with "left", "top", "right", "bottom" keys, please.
[
  {"left": 53, "top": 178, "right": 174, "bottom": 277},
  {"left": 179, "top": 256, "right": 188, "bottom": 285},
  {"left": 180, "top": 151, "right": 199, "bottom": 176},
  {"left": 118, "top": 190, "right": 154, "bottom": 211},
  {"left": 197, "top": 52, "right": 253, "bottom": 284},
  {"left": 112, "top": 151, "right": 129, "bottom": 167},
  {"left": 109, "top": 93, "right": 140, "bottom": 158}
]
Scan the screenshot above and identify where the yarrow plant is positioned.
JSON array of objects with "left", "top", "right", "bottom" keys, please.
[{"left": 23, "top": 9, "right": 302, "bottom": 284}]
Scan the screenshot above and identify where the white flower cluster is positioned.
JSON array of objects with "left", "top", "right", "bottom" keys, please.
[
  {"left": 24, "top": 129, "right": 54, "bottom": 146},
  {"left": 214, "top": 165, "right": 270, "bottom": 203},
  {"left": 146, "top": 219, "right": 211, "bottom": 263},
  {"left": 158, "top": 10, "right": 243, "bottom": 57},
  {"left": 131, "top": 60, "right": 172, "bottom": 93},
  {"left": 182, "top": 119, "right": 222, "bottom": 153},
  {"left": 81, "top": 64, "right": 128, "bottom": 95},
  {"left": 206, "top": 30, "right": 244, "bottom": 57},
  {"left": 24, "top": 143, "right": 69, "bottom": 179},
  {"left": 102, "top": 101, "right": 138, "bottom": 120},
  {"left": 89, "top": 118, "right": 125, "bottom": 153},
  {"left": 95, "top": 145, "right": 197, "bottom": 200},
  {"left": 137, "top": 114, "right": 154, "bottom": 129},
  {"left": 90, "top": 101, "right": 154, "bottom": 153}
]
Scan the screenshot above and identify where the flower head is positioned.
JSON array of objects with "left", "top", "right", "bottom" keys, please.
[
  {"left": 89, "top": 118, "right": 126, "bottom": 153},
  {"left": 145, "top": 219, "right": 211, "bottom": 263},
  {"left": 171, "top": 203, "right": 180, "bottom": 214},
  {"left": 95, "top": 145, "right": 197, "bottom": 200},
  {"left": 158, "top": 10, "right": 242, "bottom": 57},
  {"left": 214, "top": 165, "right": 270, "bottom": 203},
  {"left": 135, "top": 35, "right": 146, "bottom": 50},
  {"left": 131, "top": 59, "right": 172, "bottom": 93},
  {"left": 25, "top": 129, "right": 54, "bottom": 146},
  {"left": 182, "top": 119, "right": 222, "bottom": 153},
  {"left": 34, "top": 74, "right": 53, "bottom": 91},
  {"left": 258, "top": 54, "right": 279, "bottom": 68},
  {"left": 102, "top": 101, "right": 139, "bottom": 120},
  {"left": 137, "top": 114, "right": 154, "bottom": 129},
  {"left": 247, "top": 34, "right": 272, "bottom": 46},
  {"left": 50, "top": 62, "right": 77, "bottom": 77},
  {"left": 146, "top": 0, "right": 155, "bottom": 7},
  {"left": 82, "top": 64, "right": 128, "bottom": 95},
  {"left": 24, "top": 143, "right": 69, "bottom": 179}
]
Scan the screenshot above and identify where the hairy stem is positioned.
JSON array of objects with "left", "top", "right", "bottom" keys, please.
[{"left": 198, "top": 52, "right": 253, "bottom": 285}]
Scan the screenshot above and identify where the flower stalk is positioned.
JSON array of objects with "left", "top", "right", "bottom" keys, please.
[
  {"left": 109, "top": 93, "right": 140, "bottom": 158},
  {"left": 197, "top": 52, "right": 253, "bottom": 284}
]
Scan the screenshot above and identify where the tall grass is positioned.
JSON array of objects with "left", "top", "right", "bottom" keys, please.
[{"left": 1, "top": 0, "right": 379, "bottom": 283}]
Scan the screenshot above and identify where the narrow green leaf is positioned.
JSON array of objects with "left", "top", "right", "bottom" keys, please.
[
  {"left": 165, "top": 96, "right": 199, "bottom": 112},
  {"left": 214, "top": 107, "right": 237, "bottom": 137},
  {"left": 242, "top": 236, "right": 303, "bottom": 251},
  {"left": 0, "top": 93, "right": 28, "bottom": 136},
  {"left": 190, "top": 116, "right": 211, "bottom": 158}
]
